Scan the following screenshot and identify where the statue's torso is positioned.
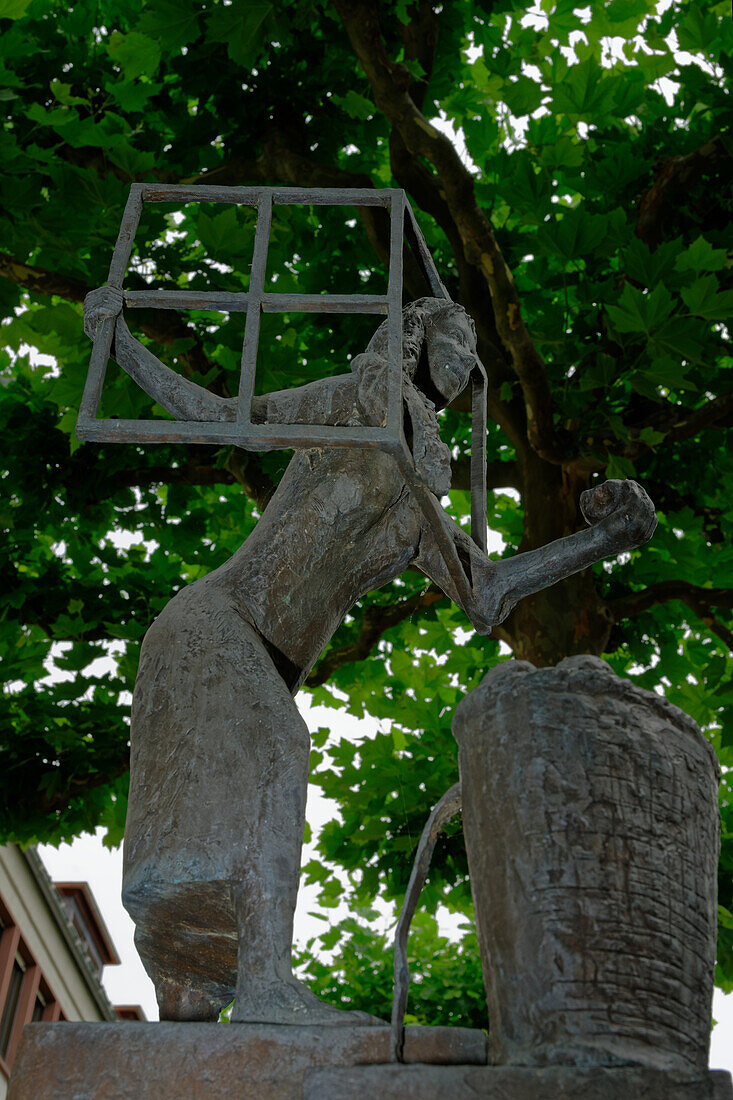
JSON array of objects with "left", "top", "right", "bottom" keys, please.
[{"left": 202, "top": 444, "right": 423, "bottom": 688}]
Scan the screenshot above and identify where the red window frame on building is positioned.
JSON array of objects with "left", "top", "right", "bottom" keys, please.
[{"left": 0, "top": 896, "right": 65, "bottom": 1078}]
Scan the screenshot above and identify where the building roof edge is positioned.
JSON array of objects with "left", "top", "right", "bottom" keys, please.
[{"left": 22, "top": 846, "right": 117, "bottom": 1022}]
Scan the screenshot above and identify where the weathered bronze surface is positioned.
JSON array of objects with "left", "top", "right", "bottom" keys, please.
[
  {"left": 454, "top": 656, "right": 720, "bottom": 1072},
  {"left": 80, "top": 187, "right": 658, "bottom": 1027}
]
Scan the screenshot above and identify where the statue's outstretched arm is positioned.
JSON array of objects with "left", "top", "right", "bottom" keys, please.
[
  {"left": 415, "top": 479, "right": 657, "bottom": 634},
  {"left": 84, "top": 287, "right": 237, "bottom": 422},
  {"left": 84, "top": 287, "right": 358, "bottom": 426}
]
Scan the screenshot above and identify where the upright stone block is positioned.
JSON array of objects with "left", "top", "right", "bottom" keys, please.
[{"left": 453, "top": 654, "right": 720, "bottom": 1072}]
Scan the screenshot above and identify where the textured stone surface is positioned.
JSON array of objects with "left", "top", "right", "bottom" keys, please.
[
  {"left": 453, "top": 655, "right": 720, "bottom": 1072},
  {"left": 7, "top": 1022, "right": 487, "bottom": 1100},
  {"left": 304, "top": 1065, "right": 733, "bottom": 1100}
]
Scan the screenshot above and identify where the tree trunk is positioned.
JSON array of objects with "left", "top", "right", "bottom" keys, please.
[{"left": 503, "top": 458, "right": 613, "bottom": 665}]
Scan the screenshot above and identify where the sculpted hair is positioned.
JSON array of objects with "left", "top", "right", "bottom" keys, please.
[
  {"left": 355, "top": 296, "right": 471, "bottom": 383},
  {"left": 349, "top": 297, "right": 470, "bottom": 497}
]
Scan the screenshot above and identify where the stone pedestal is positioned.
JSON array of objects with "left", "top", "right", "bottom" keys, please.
[
  {"left": 453, "top": 655, "right": 721, "bottom": 1072},
  {"left": 304, "top": 1065, "right": 733, "bottom": 1099},
  {"left": 7, "top": 1021, "right": 486, "bottom": 1100},
  {"left": 9, "top": 1023, "right": 731, "bottom": 1100}
]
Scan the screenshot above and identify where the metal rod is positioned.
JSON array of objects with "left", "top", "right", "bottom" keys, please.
[
  {"left": 386, "top": 190, "right": 405, "bottom": 435},
  {"left": 74, "top": 416, "right": 395, "bottom": 449},
  {"left": 237, "top": 193, "right": 272, "bottom": 425},
  {"left": 77, "top": 184, "right": 143, "bottom": 424},
  {"left": 121, "top": 291, "right": 389, "bottom": 314},
  {"left": 470, "top": 368, "right": 488, "bottom": 554},
  {"left": 139, "top": 184, "right": 396, "bottom": 208},
  {"left": 404, "top": 201, "right": 450, "bottom": 300},
  {"left": 123, "top": 290, "right": 250, "bottom": 311},
  {"left": 77, "top": 318, "right": 115, "bottom": 423},
  {"left": 391, "top": 783, "right": 462, "bottom": 1064},
  {"left": 107, "top": 183, "right": 144, "bottom": 289},
  {"left": 141, "top": 184, "right": 264, "bottom": 205},
  {"left": 273, "top": 187, "right": 396, "bottom": 206},
  {"left": 262, "top": 293, "right": 388, "bottom": 314}
]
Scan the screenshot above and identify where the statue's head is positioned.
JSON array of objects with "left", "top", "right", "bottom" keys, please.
[
  {"left": 360, "top": 297, "right": 479, "bottom": 409},
  {"left": 422, "top": 302, "right": 478, "bottom": 406},
  {"left": 351, "top": 298, "right": 481, "bottom": 496}
]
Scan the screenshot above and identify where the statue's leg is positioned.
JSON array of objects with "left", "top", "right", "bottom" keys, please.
[
  {"left": 122, "top": 580, "right": 381, "bottom": 1025},
  {"left": 228, "top": 664, "right": 381, "bottom": 1026}
]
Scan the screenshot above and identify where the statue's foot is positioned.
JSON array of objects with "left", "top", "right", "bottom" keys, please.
[{"left": 231, "top": 977, "right": 384, "bottom": 1026}]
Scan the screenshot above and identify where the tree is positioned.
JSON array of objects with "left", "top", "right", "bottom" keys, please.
[{"left": 1, "top": 0, "right": 732, "bottom": 1011}]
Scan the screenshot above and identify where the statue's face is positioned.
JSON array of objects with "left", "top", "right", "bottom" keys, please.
[{"left": 425, "top": 309, "right": 478, "bottom": 405}]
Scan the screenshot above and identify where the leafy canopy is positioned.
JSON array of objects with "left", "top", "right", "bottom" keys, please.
[{"left": 1, "top": 0, "right": 732, "bottom": 1013}]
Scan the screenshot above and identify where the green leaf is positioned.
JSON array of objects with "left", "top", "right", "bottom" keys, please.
[
  {"left": 681, "top": 276, "right": 733, "bottom": 321},
  {"left": 206, "top": 2, "right": 273, "bottom": 69},
  {"left": 677, "top": 6, "right": 721, "bottom": 54},
  {"left": 331, "top": 90, "right": 374, "bottom": 120},
  {"left": 606, "top": 454, "right": 636, "bottom": 478},
  {"left": 106, "top": 32, "right": 162, "bottom": 81},
  {"left": 553, "top": 58, "right": 617, "bottom": 118},
  {"left": 637, "top": 426, "right": 666, "bottom": 448},
  {"left": 676, "top": 236, "right": 729, "bottom": 275},
  {"left": 537, "top": 209, "right": 610, "bottom": 262},
  {"left": 108, "top": 80, "right": 162, "bottom": 114},
  {"left": 502, "top": 75, "right": 544, "bottom": 117},
  {"left": 107, "top": 142, "right": 158, "bottom": 178},
  {"left": 606, "top": 282, "right": 674, "bottom": 335},
  {"left": 623, "top": 236, "right": 683, "bottom": 288},
  {"left": 0, "top": 0, "right": 30, "bottom": 18},
  {"left": 26, "top": 102, "right": 75, "bottom": 127},
  {"left": 395, "top": 0, "right": 410, "bottom": 24},
  {"left": 647, "top": 318, "right": 705, "bottom": 364},
  {"left": 637, "top": 355, "right": 698, "bottom": 393},
  {"left": 195, "top": 206, "right": 255, "bottom": 260},
  {"left": 507, "top": 151, "right": 551, "bottom": 219},
  {"left": 50, "top": 80, "right": 86, "bottom": 106},
  {"left": 137, "top": 0, "right": 201, "bottom": 50}
]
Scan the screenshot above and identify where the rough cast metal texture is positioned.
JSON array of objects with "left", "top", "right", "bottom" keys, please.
[
  {"left": 76, "top": 184, "right": 450, "bottom": 451},
  {"left": 77, "top": 182, "right": 488, "bottom": 599},
  {"left": 7, "top": 1022, "right": 486, "bottom": 1100},
  {"left": 452, "top": 655, "right": 721, "bottom": 1073},
  {"left": 304, "top": 1065, "right": 733, "bottom": 1100},
  {"left": 102, "top": 263, "right": 656, "bottom": 1024}
]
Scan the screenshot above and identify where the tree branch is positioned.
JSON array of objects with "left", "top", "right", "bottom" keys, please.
[
  {"left": 567, "top": 388, "right": 733, "bottom": 478},
  {"left": 0, "top": 254, "right": 89, "bottom": 301},
  {"left": 8, "top": 753, "right": 131, "bottom": 821},
  {"left": 0, "top": 252, "right": 217, "bottom": 383},
  {"left": 333, "top": 0, "right": 564, "bottom": 462},
  {"left": 648, "top": 391, "right": 733, "bottom": 446},
  {"left": 305, "top": 587, "right": 448, "bottom": 686},
  {"left": 608, "top": 581, "right": 733, "bottom": 651},
  {"left": 636, "top": 133, "right": 731, "bottom": 247},
  {"left": 191, "top": 130, "right": 429, "bottom": 300}
]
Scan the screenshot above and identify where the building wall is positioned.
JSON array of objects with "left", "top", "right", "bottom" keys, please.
[{"left": 0, "top": 847, "right": 115, "bottom": 1098}]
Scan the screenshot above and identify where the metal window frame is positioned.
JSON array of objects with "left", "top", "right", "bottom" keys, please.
[{"left": 76, "top": 183, "right": 488, "bottom": 602}]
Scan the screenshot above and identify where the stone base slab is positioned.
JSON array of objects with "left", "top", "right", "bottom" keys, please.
[
  {"left": 304, "top": 1065, "right": 733, "bottom": 1100},
  {"left": 7, "top": 1021, "right": 487, "bottom": 1100}
]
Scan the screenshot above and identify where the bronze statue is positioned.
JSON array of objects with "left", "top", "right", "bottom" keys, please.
[{"left": 83, "top": 286, "right": 656, "bottom": 1026}]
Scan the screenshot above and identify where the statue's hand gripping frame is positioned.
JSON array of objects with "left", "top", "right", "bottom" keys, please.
[{"left": 77, "top": 184, "right": 488, "bottom": 608}]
